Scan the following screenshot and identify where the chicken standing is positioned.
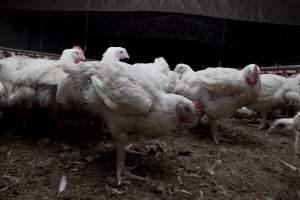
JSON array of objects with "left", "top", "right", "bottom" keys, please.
[
  {"left": 247, "top": 74, "right": 300, "bottom": 129},
  {"left": 57, "top": 47, "right": 201, "bottom": 185},
  {"left": 175, "top": 64, "right": 261, "bottom": 144}
]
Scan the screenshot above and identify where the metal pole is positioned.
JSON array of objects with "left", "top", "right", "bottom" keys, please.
[
  {"left": 218, "top": 18, "right": 227, "bottom": 67},
  {"left": 84, "top": 0, "right": 90, "bottom": 52},
  {"left": 40, "top": 10, "right": 44, "bottom": 52}
]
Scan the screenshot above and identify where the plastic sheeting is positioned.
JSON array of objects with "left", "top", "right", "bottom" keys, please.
[
  {"left": 2, "top": 9, "right": 300, "bottom": 68},
  {"left": 1, "top": 0, "right": 300, "bottom": 26}
]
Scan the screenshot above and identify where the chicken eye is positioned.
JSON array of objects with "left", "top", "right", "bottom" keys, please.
[
  {"left": 278, "top": 123, "right": 285, "bottom": 128},
  {"left": 184, "top": 106, "right": 191, "bottom": 112},
  {"left": 120, "top": 50, "right": 123, "bottom": 54}
]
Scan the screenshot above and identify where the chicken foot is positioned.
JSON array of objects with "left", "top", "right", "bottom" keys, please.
[
  {"left": 210, "top": 120, "right": 236, "bottom": 144},
  {"left": 113, "top": 133, "right": 150, "bottom": 186},
  {"left": 125, "top": 144, "right": 146, "bottom": 156},
  {"left": 210, "top": 120, "right": 219, "bottom": 144}
]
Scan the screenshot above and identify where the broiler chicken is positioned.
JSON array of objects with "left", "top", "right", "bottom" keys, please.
[
  {"left": 268, "top": 117, "right": 294, "bottom": 135},
  {"left": 56, "top": 47, "right": 129, "bottom": 111},
  {"left": 294, "top": 112, "right": 300, "bottom": 156},
  {"left": 57, "top": 49, "right": 201, "bottom": 185},
  {"left": 287, "top": 73, "right": 300, "bottom": 93},
  {"left": 174, "top": 63, "right": 196, "bottom": 95},
  {"left": 175, "top": 64, "right": 261, "bottom": 144},
  {"left": 268, "top": 112, "right": 300, "bottom": 156},
  {"left": 101, "top": 47, "right": 129, "bottom": 62},
  {"left": 133, "top": 57, "right": 177, "bottom": 93},
  {"left": 0, "top": 46, "right": 85, "bottom": 130},
  {"left": 0, "top": 46, "right": 85, "bottom": 108},
  {"left": 247, "top": 74, "right": 300, "bottom": 129}
]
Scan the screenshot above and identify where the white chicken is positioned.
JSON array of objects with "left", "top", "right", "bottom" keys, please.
[
  {"left": 287, "top": 73, "right": 300, "bottom": 94},
  {"left": 268, "top": 112, "right": 300, "bottom": 156},
  {"left": 133, "top": 57, "right": 177, "bottom": 93},
  {"left": 175, "top": 64, "right": 261, "bottom": 144},
  {"left": 56, "top": 47, "right": 129, "bottom": 110},
  {"left": 57, "top": 49, "right": 201, "bottom": 185},
  {"left": 173, "top": 63, "right": 196, "bottom": 95},
  {"left": 101, "top": 47, "right": 129, "bottom": 62},
  {"left": 0, "top": 46, "right": 85, "bottom": 108},
  {"left": 294, "top": 112, "right": 300, "bottom": 156},
  {"left": 246, "top": 74, "right": 300, "bottom": 129},
  {"left": 268, "top": 118, "right": 294, "bottom": 135}
]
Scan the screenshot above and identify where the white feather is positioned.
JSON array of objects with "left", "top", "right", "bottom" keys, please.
[
  {"left": 248, "top": 74, "right": 300, "bottom": 113},
  {"left": 133, "top": 57, "right": 176, "bottom": 93},
  {"left": 58, "top": 175, "right": 67, "bottom": 195}
]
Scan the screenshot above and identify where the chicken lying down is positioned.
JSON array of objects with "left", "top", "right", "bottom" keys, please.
[
  {"left": 0, "top": 46, "right": 85, "bottom": 108},
  {"left": 175, "top": 64, "right": 261, "bottom": 144},
  {"left": 57, "top": 57, "right": 201, "bottom": 185},
  {"left": 133, "top": 57, "right": 177, "bottom": 93},
  {"left": 174, "top": 63, "right": 196, "bottom": 95},
  {"left": 246, "top": 74, "right": 300, "bottom": 130},
  {"left": 268, "top": 112, "right": 300, "bottom": 156}
]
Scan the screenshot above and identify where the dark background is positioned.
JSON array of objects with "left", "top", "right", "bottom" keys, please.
[{"left": 0, "top": 9, "right": 300, "bottom": 69}]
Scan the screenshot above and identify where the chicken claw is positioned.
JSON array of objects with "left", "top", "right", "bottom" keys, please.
[{"left": 125, "top": 144, "right": 146, "bottom": 156}]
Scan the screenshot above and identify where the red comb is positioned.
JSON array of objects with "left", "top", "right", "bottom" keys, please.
[
  {"left": 72, "top": 45, "right": 85, "bottom": 56},
  {"left": 72, "top": 45, "right": 83, "bottom": 52}
]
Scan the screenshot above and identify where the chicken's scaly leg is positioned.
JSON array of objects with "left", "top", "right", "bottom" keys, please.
[
  {"left": 113, "top": 132, "right": 127, "bottom": 186},
  {"left": 113, "top": 132, "right": 149, "bottom": 185},
  {"left": 294, "top": 130, "right": 300, "bottom": 157},
  {"left": 257, "top": 111, "right": 268, "bottom": 130},
  {"left": 210, "top": 120, "right": 219, "bottom": 144}
]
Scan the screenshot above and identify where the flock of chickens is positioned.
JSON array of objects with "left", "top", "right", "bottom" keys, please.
[{"left": 0, "top": 46, "right": 300, "bottom": 185}]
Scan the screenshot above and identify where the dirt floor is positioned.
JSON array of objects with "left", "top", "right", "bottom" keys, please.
[{"left": 1, "top": 116, "right": 300, "bottom": 200}]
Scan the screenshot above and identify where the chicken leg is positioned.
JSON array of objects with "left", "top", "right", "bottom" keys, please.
[
  {"left": 294, "top": 129, "right": 300, "bottom": 157},
  {"left": 257, "top": 111, "right": 268, "bottom": 130},
  {"left": 113, "top": 132, "right": 149, "bottom": 185},
  {"left": 210, "top": 120, "right": 219, "bottom": 144}
]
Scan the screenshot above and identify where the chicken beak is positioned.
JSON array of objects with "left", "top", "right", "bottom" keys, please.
[{"left": 124, "top": 51, "right": 130, "bottom": 59}]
